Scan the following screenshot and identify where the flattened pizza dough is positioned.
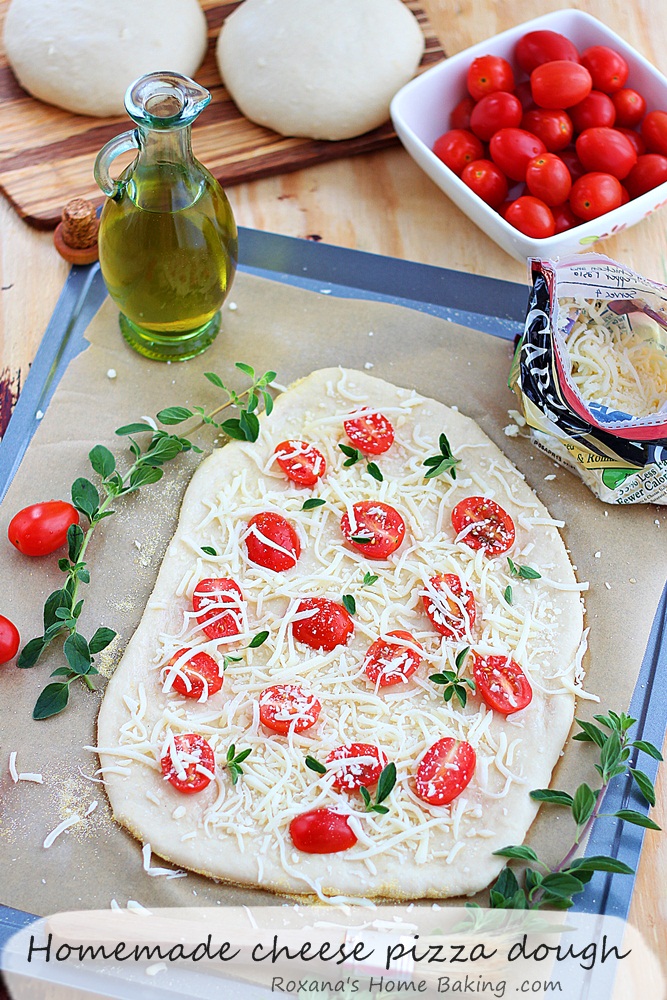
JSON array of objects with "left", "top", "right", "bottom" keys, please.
[{"left": 97, "top": 369, "right": 585, "bottom": 901}]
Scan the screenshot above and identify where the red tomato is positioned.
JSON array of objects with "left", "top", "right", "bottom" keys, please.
[
  {"left": 569, "top": 91, "right": 616, "bottom": 132},
  {"left": 292, "top": 597, "right": 354, "bottom": 651},
  {"left": 422, "top": 574, "right": 476, "bottom": 640},
  {"left": 259, "top": 684, "right": 321, "bottom": 734},
  {"left": 616, "top": 127, "right": 646, "bottom": 157},
  {"left": 192, "top": 577, "right": 244, "bottom": 640},
  {"left": 344, "top": 410, "right": 395, "bottom": 455},
  {"left": 515, "top": 30, "right": 580, "bottom": 75},
  {"left": 415, "top": 738, "right": 476, "bottom": 806},
  {"left": 245, "top": 511, "right": 300, "bottom": 571},
  {"left": 432, "top": 129, "right": 484, "bottom": 176},
  {"left": 489, "top": 128, "right": 545, "bottom": 181},
  {"left": 642, "top": 110, "right": 667, "bottom": 156},
  {"left": 580, "top": 46, "right": 628, "bottom": 94},
  {"left": 521, "top": 109, "right": 573, "bottom": 152},
  {"left": 0, "top": 615, "right": 20, "bottom": 664},
  {"left": 612, "top": 89, "right": 646, "bottom": 128},
  {"left": 363, "top": 629, "right": 423, "bottom": 687},
  {"left": 569, "top": 171, "right": 623, "bottom": 219},
  {"left": 552, "top": 202, "right": 581, "bottom": 233},
  {"left": 504, "top": 196, "right": 555, "bottom": 238},
  {"left": 470, "top": 92, "right": 522, "bottom": 141},
  {"left": 326, "top": 743, "right": 388, "bottom": 791},
  {"left": 576, "top": 127, "right": 637, "bottom": 179},
  {"left": 559, "top": 147, "right": 586, "bottom": 182},
  {"left": 8, "top": 500, "right": 79, "bottom": 557},
  {"left": 525, "top": 153, "right": 572, "bottom": 206},
  {"left": 340, "top": 501, "right": 405, "bottom": 560},
  {"left": 619, "top": 184, "right": 630, "bottom": 206},
  {"left": 531, "top": 61, "right": 592, "bottom": 109},
  {"left": 624, "top": 154, "right": 667, "bottom": 198},
  {"left": 514, "top": 80, "right": 535, "bottom": 111},
  {"left": 168, "top": 648, "right": 223, "bottom": 700},
  {"left": 472, "top": 652, "right": 533, "bottom": 714},
  {"left": 290, "top": 809, "right": 357, "bottom": 853},
  {"left": 161, "top": 733, "right": 215, "bottom": 794},
  {"left": 461, "top": 159, "right": 508, "bottom": 208},
  {"left": 467, "top": 55, "right": 514, "bottom": 102},
  {"left": 451, "top": 496, "right": 516, "bottom": 555},
  {"left": 450, "top": 95, "right": 476, "bottom": 131},
  {"left": 274, "top": 440, "right": 326, "bottom": 487}
]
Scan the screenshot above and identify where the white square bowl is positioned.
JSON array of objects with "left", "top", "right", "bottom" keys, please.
[{"left": 390, "top": 8, "right": 667, "bottom": 262}]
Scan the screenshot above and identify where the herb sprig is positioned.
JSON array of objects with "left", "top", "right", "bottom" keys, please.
[
  {"left": 430, "top": 647, "right": 475, "bottom": 709},
  {"left": 338, "top": 444, "right": 384, "bottom": 482},
  {"left": 423, "top": 433, "right": 460, "bottom": 481},
  {"left": 507, "top": 557, "right": 542, "bottom": 580},
  {"left": 360, "top": 763, "right": 397, "bottom": 815},
  {"left": 18, "top": 364, "right": 277, "bottom": 721},
  {"left": 487, "top": 713, "right": 662, "bottom": 910},
  {"left": 225, "top": 744, "right": 252, "bottom": 785}
]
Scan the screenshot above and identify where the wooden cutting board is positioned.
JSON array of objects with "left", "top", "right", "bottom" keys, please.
[{"left": 0, "top": 0, "right": 444, "bottom": 229}]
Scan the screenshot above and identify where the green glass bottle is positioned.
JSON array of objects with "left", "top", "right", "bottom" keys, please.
[{"left": 94, "top": 72, "right": 237, "bottom": 361}]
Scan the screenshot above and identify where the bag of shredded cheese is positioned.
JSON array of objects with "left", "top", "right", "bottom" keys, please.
[{"left": 509, "top": 254, "right": 667, "bottom": 505}]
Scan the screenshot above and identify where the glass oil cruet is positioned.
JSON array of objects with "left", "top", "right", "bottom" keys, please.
[{"left": 94, "top": 72, "right": 237, "bottom": 361}]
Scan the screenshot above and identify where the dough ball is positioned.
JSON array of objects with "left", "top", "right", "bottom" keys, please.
[
  {"left": 216, "top": 0, "right": 425, "bottom": 140},
  {"left": 3, "top": 0, "right": 208, "bottom": 117}
]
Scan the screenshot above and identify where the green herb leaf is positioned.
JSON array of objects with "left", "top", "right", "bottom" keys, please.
[
  {"left": 305, "top": 756, "right": 327, "bottom": 775},
  {"left": 366, "top": 462, "right": 383, "bottom": 482},
  {"left": 492, "top": 867, "right": 520, "bottom": 902},
  {"left": 71, "top": 477, "right": 100, "bottom": 520},
  {"left": 89, "top": 627, "right": 116, "bottom": 655},
  {"left": 128, "top": 466, "right": 163, "bottom": 490},
  {"left": 89, "top": 444, "right": 116, "bottom": 479},
  {"left": 339, "top": 444, "right": 362, "bottom": 466},
  {"left": 239, "top": 409, "right": 260, "bottom": 442},
  {"left": 262, "top": 391, "right": 274, "bottom": 416},
  {"left": 350, "top": 535, "right": 371, "bottom": 544},
  {"left": 455, "top": 646, "right": 470, "bottom": 670},
  {"left": 423, "top": 433, "right": 460, "bottom": 481},
  {"left": 157, "top": 406, "right": 193, "bottom": 425},
  {"left": 17, "top": 636, "right": 46, "bottom": 669},
  {"left": 507, "top": 557, "right": 541, "bottom": 580},
  {"left": 612, "top": 809, "right": 661, "bottom": 831},
  {"left": 115, "top": 422, "right": 154, "bottom": 436},
  {"left": 204, "top": 372, "right": 225, "bottom": 388},
  {"left": 359, "top": 786, "right": 372, "bottom": 809},
  {"left": 529, "top": 789, "right": 575, "bottom": 807},
  {"left": 540, "top": 872, "right": 583, "bottom": 899},
  {"left": 629, "top": 769, "right": 657, "bottom": 806},
  {"left": 302, "top": 498, "right": 326, "bottom": 511},
  {"left": 63, "top": 633, "right": 92, "bottom": 675},
  {"left": 201, "top": 546, "right": 218, "bottom": 556},
  {"left": 600, "top": 731, "right": 622, "bottom": 782},
  {"left": 572, "top": 783, "right": 596, "bottom": 827},
  {"left": 248, "top": 630, "right": 269, "bottom": 649},
  {"left": 569, "top": 856, "right": 634, "bottom": 875},
  {"left": 67, "top": 524, "right": 84, "bottom": 563},
  {"left": 363, "top": 572, "right": 378, "bottom": 586},
  {"left": 219, "top": 418, "right": 246, "bottom": 441},
  {"left": 376, "top": 763, "right": 397, "bottom": 804},
  {"left": 493, "top": 845, "right": 539, "bottom": 862},
  {"left": 504, "top": 585, "right": 513, "bottom": 605},
  {"left": 573, "top": 719, "right": 607, "bottom": 747},
  {"left": 235, "top": 362, "right": 255, "bottom": 379},
  {"left": 43, "top": 589, "right": 70, "bottom": 631},
  {"left": 33, "top": 683, "right": 70, "bottom": 720},
  {"left": 631, "top": 740, "right": 664, "bottom": 761},
  {"left": 342, "top": 594, "right": 356, "bottom": 615}
]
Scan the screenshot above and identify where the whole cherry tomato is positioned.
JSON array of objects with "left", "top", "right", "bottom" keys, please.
[
  {"left": 505, "top": 197, "right": 556, "bottom": 237},
  {"left": 467, "top": 54, "right": 514, "bottom": 101},
  {"left": 292, "top": 597, "right": 354, "bottom": 651},
  {"left": 576, "top": 127, "right": 637, "bottom": 179},
  {"left": 642, "top": 111, "right": 667, "bottom": 156},
  {"left": 161, "top": 733, "right": 215, "bottom": 795},
  {"left": 432, "top": 129, "right": 484, "bottom": 176},
  {"left": 245, "top": 511, "right": 300, "bottom": 571},
  {"left": 616, "top": 128, "right": 646, "bottom": 157},
  {"left": 470, "top": 92, "right": 522, "bottom": 141},
  {"left": 461, "top": 159, "right": 508, "bottom": 208},
  {"left": 274, "top": 440, "right": 326, "bottom": 487},
  {"left": 340, "top": 500, "right": 405, "bottom": 560},
  {"left": 624, "top": 154, "right": 667, "bottom": 198},
  {"left": 326, "top": 743, "right": 387, "bottom": 791},
  {"left": 525, "top": 153, "right": 572, "bottom": 206},
  {"left": 521, "top": 109, "right": 573, "bottom": 152},
  {"left": 612, "top": 89, "right": 646, "bottom": 128},
  {"left": 0, "top": 615, "right": 20, "bottom": 664},
  {"left": 515, "top": 30, "right": 580, "bottom": 75},
  {"left": 290, "top": 809, "right": 357, "bottom": 853},
  {"left": 531, "top": 61, "right": 592, "bottom": 109},
  {"left": 8, "top": 500, "right": 79, "bottom": 557},
  {"left": 569, "top": 91, "right": 616, "bottom": 132},
  {"left": 415, "top": 738, "right": 476, "bottom": 806},
  {"left": 514, "top": 81, "right": 535, "bottom": 110},
  {"left": 569, "top": 172, "right": 623, "bottom": 220},
  {"left": 450, "top": 95, "right": 476, "bottom": 131},
  {"left": 363, "top": 629, "right": 423, "bottom": 687},
  {"left": 552, "top": 202, "right": 581, "bottom": 233},
  {"left": 619, "top": 184, "right": 630, "bottom": 205},
  {"left": 580, "top": 46, "right": 629, "bottom": 94},
  {"left": 559, "top": 147, "right": 587, "bottom": 182},
  {"left": 489, "top": 127, "right": 546, "bottom": 181},
  {"left": 472, "top": 653, "right": 533, "bottom": 714}
]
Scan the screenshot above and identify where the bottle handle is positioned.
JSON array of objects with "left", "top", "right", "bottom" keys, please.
[{"left": 94, "top": 129, "right": 139, "bottom": 198}]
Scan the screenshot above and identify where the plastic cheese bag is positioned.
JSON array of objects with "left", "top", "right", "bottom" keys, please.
[{"left": 509, "top": 254, "right": 667, "bottom": 505}]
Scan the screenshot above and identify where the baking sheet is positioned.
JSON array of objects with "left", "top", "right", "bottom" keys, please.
[{"left": 0, "top": 262, "right": 664, "bottom": 932}]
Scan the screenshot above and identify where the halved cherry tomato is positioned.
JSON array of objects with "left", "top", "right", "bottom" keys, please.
[
  {"left": 433, "top": 129, "right": 484, "bottom": 176},
  {"left": 625, "top": 154, "right": 667, "bottom": 198},
  {"left": 0, "top": 615, "right": 20, "bottom": 664},
  {"left": 245, "top": 511, "right": 300, "bottom": 571},
  {"left": 576, "top": 127, "right": 637, "bottom": 179},
  {"left": 168, "top": 648, "right": 223, "bottom": 700},
  {"left": 569, "top": 91, "right": 616, "bottom": 133},
  {"left": 290, "top": 809, "right": 357, "bottom": 853},
  {"left": 259, "top": 684, "right": 321, "bottom": 734},
  {"left": 415, "top": 738, "right": 476, "bottom": 806},
  {"left": 612, "top": 89, "right": 646, "bottom": 128},
  {"left": 161, "top": 733, "right": 215, "bottom": 794},
  {"left": 450, "top": 95, "right": 476, "bottom": 131},
  {"left": 472, "top": 652, "right": 533, "bottom": 714},
  {"left": 344, "top": 410, "right": 395, "bottom": 455},
  {"left": 422, "top": 574, "right": 476, "bottom": 640},
  {"left": 470, "top": 92, "right": 522, "bottom": 141},
  {"left": 580, "top": 46, "right": 628, "bottom": 94},
  {"left": 363, "top": 629, "right": 423, "bottom": 687},
  {"left": 467, "top": 55, "right": 514, "bottom": 101},
  {"left": 341, "top": 500, "right": 406, "bottom": 560},
  {"left": 489, "top": 128, "right": 546, "bottom": 181},
  {"left": 192, "top": 577, "right": 244, "bottom": 640},
  {"left": 642, "top": 110, "right": 667, "bottom": 157},
  {"left": 569, "top": 172, "right": 623, "bottom": 220},
  {"left": 292, "top": 597, "right": 354, "bottom": 651},
  {"left": 326, "top": 743, "right": 388, "bottom": 791},
  {"left": 451, "top": 496, "right": 516, "bottom": 556},
  {"left": 461, "top": 159, "right": 508, "bottom": 208},
  {"left": 521, "top": 109, "right": 573, "bottom": 152},
  {"left": 531, "top": 61, "right": 592, "bottom": 109},
  {"left": 525, "top": 153, "right": 572, "bottom": 206},
  {"left": 504, "top": 196, "right": 555, "bottom": 238},
  {"left": 515, "top": 30, "right": 580, "bottom": 75},
  {"left": 274, "top": 440, "right": 326, "bottom": 487},
  {"left": 8, "top": 500, "right": 79, "bottom": 557}
]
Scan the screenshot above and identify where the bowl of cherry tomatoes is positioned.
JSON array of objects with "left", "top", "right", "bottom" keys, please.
[{"left": 390, "top": 9, "right": 667, "bottom": 261}]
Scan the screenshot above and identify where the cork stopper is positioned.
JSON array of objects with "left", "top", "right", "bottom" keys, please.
[{"left": 54, "top": 198, "right": 100, "bottom": 265}]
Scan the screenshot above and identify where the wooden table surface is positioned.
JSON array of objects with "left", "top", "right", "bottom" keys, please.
[{"left": 0, "top": 0, "right": 665, "bottom": 977}]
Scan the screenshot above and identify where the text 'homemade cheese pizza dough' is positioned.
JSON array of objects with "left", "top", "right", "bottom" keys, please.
[
  {"left": 216, "top": 0, "right": 425, "bottom": 140},
  {"left": 97, "top": 369, "right": 585, "bottom": 901}
]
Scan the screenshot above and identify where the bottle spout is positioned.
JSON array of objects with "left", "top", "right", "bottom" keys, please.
[{"left": 125, "top": 72, "right": 211, "bottom": 130}]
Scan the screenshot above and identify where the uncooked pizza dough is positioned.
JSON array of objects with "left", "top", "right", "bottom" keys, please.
[
  {"left": 216, "top": 0, "right": 425, "bottom": 140},
  {"left": 3, "top": 0, "right": 208, "bottom": 117},
  {"left": 96, "top": 369, "right": 586, "bottom": 902}
]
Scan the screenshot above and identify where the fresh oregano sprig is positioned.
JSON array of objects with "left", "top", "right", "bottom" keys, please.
[
  {"left": 225, "top": 744, "right": 252, "bottom": 785},
  {"left": 423, "top": 433, "right": 461, "bottom": 481},
  {"left": 17, "top": 364, "right": 278, "bottom": 721},
  {"left": 360, "top": 763, "right": 397, "bottom": 815},
  {"left": 338, "top": 444, "right": 384, "bottom": 482},
  {"left": 429, "top": 646, "right": 475, "bottom": 709},
  {"left": 507, "top": 557, "right": 542, "bottom": 580},
  {"left": 487, "top": 713, "right": 662, "bottom": 911}
]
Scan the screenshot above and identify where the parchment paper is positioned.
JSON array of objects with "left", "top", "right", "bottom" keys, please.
[{"left": 0, "top": 271, "right": 664, "bottom": 917}]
